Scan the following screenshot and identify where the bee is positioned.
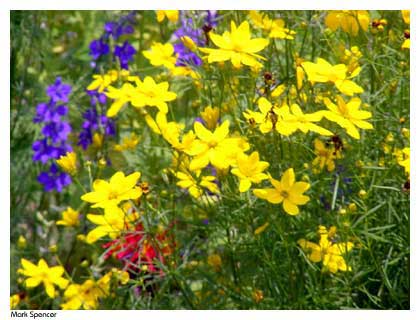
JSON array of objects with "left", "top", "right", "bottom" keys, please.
[
  {"left": 140, "top": 182, "right": 150, "bottom": 195},
  {"left": 262, "top": 72, "right": 275, "bottom": 96},
  {"left": 264, "top": 107, "right": 278, "bottom": 130},
  {"left": 263, "top": 72, "right": 273, "bottom": 84},
  {"left": 248, "top": 117, "right": 256, "bottom": 127},
  {"left": 326, "top": 134, "right": 344, "bottom": 156}
]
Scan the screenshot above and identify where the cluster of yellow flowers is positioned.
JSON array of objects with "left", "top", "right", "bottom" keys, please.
[
  {"left": 298, "top": 225, "right": 354, "bottom": 273},
  {"left": 81, "top": 171, "right": 142, "bottom": 243},
  {"left": 143, "top": 42, "right": 199, "bottom": 79},
  {"left": 17, "top": 257, "right": 129, "bottom": 309}
]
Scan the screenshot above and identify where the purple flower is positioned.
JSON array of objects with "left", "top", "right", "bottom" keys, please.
[
  {"left": 100, "top": 115, "right": 116, "bottom": 136},
  {"left": 33, "top": 102, "right": 68, "bottom": 123},
  {"left": 205, "top": 11, "right": 218, "bottom": 28},
  {"left": 78, "top": 128, "right": 93, "bottom": 150},
  {"left": 78, "top": 95, "right": 116, "bottom": 150},
  {"left": 32, "top": 139, "right": 71, "bottom": 164},
  {"left": 174, "top": 43, "right": 202, "bottom": 66},
  {"left": 104, "top": 21, "right": 134, "bottom": 39},
  {"left": 41, "top": 121, "right": 71, "bottom": 144},
  {"left": 32, "top": 139, "right": 56, "bottom": 164},
  {"left": 172, "top": 14, "right": 219, "bottom": 67},
  {"left": 89, "top": 12, "right": 137, "bottom": 69},
  {"left": 114, "top": 41, "right": 136, "bottom": 69},
  {"left": 174, "top": 18, "right": 203, "bottom": 45},
  {"left": 89, "top": 39, "right": 110, "bottom": 60},
  {"left": 46, "top": 77, "right": 72, "bottom": 103},
  {"left": 37, "top": 163, "right": 72, "bottom": 192},
  {"left": 33, "top": 78, "right": 73, "bottom": 192}
]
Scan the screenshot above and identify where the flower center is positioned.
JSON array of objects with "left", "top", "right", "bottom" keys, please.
[
  {"left": 280, "top": 190, "right": 289, "bottom": 198},
  {"left": 208, "top": 140, "right": 218, "bottom": 148},
  {"left": 108, "top": 191, "right": 119, "bottom": 200}
]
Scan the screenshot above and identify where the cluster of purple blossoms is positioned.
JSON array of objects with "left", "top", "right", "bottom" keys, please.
[
  {"left": 78, "top": 90, "right": 116, "bottom": 150},
  {"left": 173, "top": 11, "right": 218, "bottom": 67},
  {"left": 32, "top": 77, "right": 73, "bottom": 192},
  {"left": 89, "top": 11, "right": 137, "bottom": 69}
]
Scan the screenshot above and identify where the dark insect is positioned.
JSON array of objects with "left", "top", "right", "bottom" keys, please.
[
  {"left": 371, "top": 20, "right": 381, "bottom": 28},
  {"left": 202, "top": 24, "right": 213, "bottom": 45},
  {"left": 403, "top": 179, "right": 410, "bottom": 193},
  {"left": 140, "top": 182, "right": 150, "bottom": 195},
  {"left": 326, "top": 134, "right": 344, "bottom": 155},
  {"left": 264, "top": 72, "right": 273, "bottom": 83},
  {"left": 265, "top": 108, "right": 278, "bottom": 130}
]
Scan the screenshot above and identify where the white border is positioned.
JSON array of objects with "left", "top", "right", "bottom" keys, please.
[
  {"left": 2, "top": 1, "right": 418, "bottom": 320},
  {"left": 3, "top": 0, "right": 415, "bottom": 10}
]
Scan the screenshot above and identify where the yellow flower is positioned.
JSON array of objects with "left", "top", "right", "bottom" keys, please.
[
  {"left": 395, "top": 147, "right": 410, "bottom": 175},
  {"left": 207, "top": 254, "right": 222, "bottom": 271},
  {"left": 243, "top": 97, "right": 285, "bottom": 134},
  {"left": 254, "top": 222, "right": 269, "bottom": 235},
  {"left": 145, "top": 111, "right": 196, "bottom": 152},
  {"left": 325, "top": 11, "right": 370, "bottom": 36},
  {"left": 10, "top": 294, "right": 20, "bottom": 309},
  {"left": 18, "top": 258, "right": 69, "bottom": 298},
  {"left": 86, "top": 205, "right": 138, "bottom": 243},
  {"left": 402, "top": 10, "right": 410, "bottom": 24},
  {"left": 114, "top": 133, "right": 140, "bottom": 151},
  {"left": 199, "top": 21, "right": 269, "bottom": 69},
  {"left": 61, "top": 273, "right": 111, "bottom": 310},
  {"left": 130, "top": 76, "right": 177, "bottom": 114},
  {"left": 92, "top": 132, "right": 103, "bottom": 148},
  {"left": 180, "top": 35, "right": 198, "bottom": 51},
  {"left": 156, "top": 10, "right": 179, "bottom": 23},
  {"left": 400, "top": 13, "right": 410, "bottom": 49},
  {"left": 81, "top": 171, "right": 142, "bottom": 208},
  {"left": 323, "top": 96, "right": 373, "bottom": 139},
  {"left": 271, "top": 84, "right": 286, "bottom": 97},
  {"left": 174, "top": 170, "right": 220, "bottom": 199},
  {"left": 170, "top": 66, "right": 200, "bottom": 79},
  {"left": 312, "top": 138, "right": 341, "bottom": 172},
  {"left": 249, "top": 11, "right": 296, "bottom": 40},
  {"left": 105, "top": 82, "right": 136, "bottom": 117},
  {"left": 281, "top": 103, "right": 333, "bottom": 136},
  {"left": 231, "top": 151, "right": 269, "bottom": 192},
  {"left": 302, "top": 58, "right": 363, "bottom": 96},
  {"left": 245, "top": 98, "right": 331, "bottom": 137},
  {"left": 402, "top": 37, "right": 410, "bottom": 50},
  {"left": 298, "top": 225, "right": 354, "bottom": 273},
  {"left": 253, "top": 168, "right": 310, "bottom": 215},
  {"left": 186, "top": 120, "right": 249, "bottom": 171},
  {"left": 253, "top": 289, "right": 264, "bottom": 303},
  {"left": 200, "top": 106, "right": 220, "bottom": 130},
  {"left": 56, "top": 151, "right": 77, "bottom": 175},
  {"left": 18, "top": 235, "right": 27, "bottom": 249},
  {"left": 87, "top": 70, "right": 119, "bottom": 93},
  {"left": 56, "top": 207, "right": 79, "bottom": 227},
  {"left": 106, "top": 76, "right": 177, "bottom": 117},
  {"left": 142, "top": 42, "right": 177, "bottom": 69}
]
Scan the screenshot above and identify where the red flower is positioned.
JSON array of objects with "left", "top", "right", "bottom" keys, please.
[{"left": 103, "top": 222, "right": 175, "bottom": 274}]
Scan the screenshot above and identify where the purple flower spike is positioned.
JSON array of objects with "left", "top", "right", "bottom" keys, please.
[
  {"left": 46, "top": 77, "right": 72, "bottom": 103},
  {"left": 114, "top": 41, "right": 136, "bottom": 69},
  {"left": 37, "top": 163, "right": 72, "bottom": 192}
]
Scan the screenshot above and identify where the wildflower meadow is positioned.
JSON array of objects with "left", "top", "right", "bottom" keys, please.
[{"left": 10, "top": 10, "right": 410, "bottom": 310}]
